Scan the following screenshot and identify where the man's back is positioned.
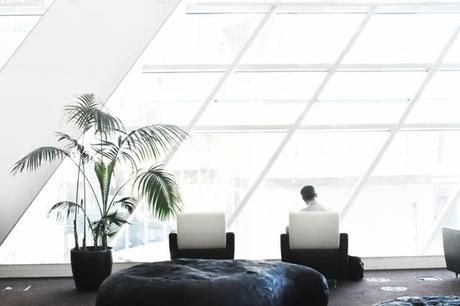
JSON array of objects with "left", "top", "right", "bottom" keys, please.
[{"left": 300, "top": 200, "right": 328, "bottom": 212}]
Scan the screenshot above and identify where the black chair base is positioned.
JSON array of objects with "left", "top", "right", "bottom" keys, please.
[
  {"left": 169, "top": 232, "right": 235, "bottom": 260},
  {"left": 281, "top": 233, "right": 349, "bottom": 280}
]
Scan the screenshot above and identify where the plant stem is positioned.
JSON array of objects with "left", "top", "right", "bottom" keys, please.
[
  {"left": 100, "top": 129, "right": 109, "bottom": 250},
  {"left": 73, "top": 219, "right": 79, "bottom": 250},
  {"left": 68, "top": 157, "right": 103, "bottom": 217},
  {"left": 82, "top": 161, "right": 87, "bottom": 250},
  {"left": 74, "top": 158, "right": 81, "bottom": 250},
  {"left": 106, "top": 175, "right": 137, "bottom": 214}
]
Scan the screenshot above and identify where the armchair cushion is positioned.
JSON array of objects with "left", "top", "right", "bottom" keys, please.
[
  {"left": 289, "top": 212, "right": 340, "bottom": 250},
  {"left": 177, "top": 212, "right": 226, "bottom": 249}
]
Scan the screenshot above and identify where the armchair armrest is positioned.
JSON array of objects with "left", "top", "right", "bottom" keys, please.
[
  {"left": 280, "top": 233, "right": 290, "bottom": 261},
  {"left": 225, "top": 232, "right": 235, "bottom": 259},
  {"left": 169, "top": 233, "right": 179, "bottom": 259},
  {"left": 339, "top": 233, "right": 348, "bottom": 254}
]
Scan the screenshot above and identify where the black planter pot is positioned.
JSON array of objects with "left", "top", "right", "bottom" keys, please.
[{"left": 71, "top": 247, "right": 112, "bottom": 291}]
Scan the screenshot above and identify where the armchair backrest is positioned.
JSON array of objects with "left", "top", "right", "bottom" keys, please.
[
  {"left": 289, "top": 212, "right": 339, "bottom": 250},
  {"left": 177, "top": 212, "right": 226, "bottom": 249}
]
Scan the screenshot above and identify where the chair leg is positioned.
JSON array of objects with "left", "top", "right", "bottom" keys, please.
[{"left": 456, "top": 273, "right": 458, "bottom": 279}]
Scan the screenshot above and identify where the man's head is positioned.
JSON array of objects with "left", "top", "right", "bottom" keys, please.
[{"left": 300, "top": 185, "right": 317, "bottom": 203}]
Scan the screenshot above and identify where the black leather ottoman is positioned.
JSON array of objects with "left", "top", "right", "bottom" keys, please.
[{"left": 96, "top": 259, "right": 329, "bottom": 306}]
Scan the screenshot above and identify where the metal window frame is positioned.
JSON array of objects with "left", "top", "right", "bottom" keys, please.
[
  {"left": 163, "top": 4, "right": 278, "bottom": 163},
  {"left": 111, "top": 3, "right": 460, "bottom": 257},
  {"left": 142, "top": 63, "right": 460, "bottom": 73},
  {"left": 185, "top": 1, "right": 460, "bottom": 14},
  {"left": 186, "top": 123, "right": 460, "bottom": 133},
  {"left": 340, "top": 24, "right": 460, "bottom": 221},
  {"left": 228, "top": 6, "right": 376, "bottom": 226}
]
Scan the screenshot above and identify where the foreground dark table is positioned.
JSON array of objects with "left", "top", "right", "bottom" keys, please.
[{"left": 96, "top": 259, "right": 329, "bottom": 306}]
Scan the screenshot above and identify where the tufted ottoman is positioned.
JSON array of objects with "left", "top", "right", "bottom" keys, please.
[{"left": 96, "top": 259, "right": 329, "bottom": 306}]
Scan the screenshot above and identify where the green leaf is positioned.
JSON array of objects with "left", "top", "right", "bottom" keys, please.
[
  {"left": 119, "top": 125, "right": 187, "bottom": 167},
  {"left": 113, "top": 197, "right": 137, "bottom": 214},
  {"left": 92, "top": 139, "right": 120, "bottom": 161},
  {"left": 94, "top": 160, "right": 115, "bottom": 209},
  {"left": 64, "top": 93, "right": 124, "bottom": 135},
  {"left": 92, "top": 211, "right": 129, "bottom": 239},
  {"left": 135, "top": 165, "right": 182, "bottom": 221},
  {"left": 55, "top": 132, "right": 92, "bottom": 163},
  {"left": 11, "top": 146, "right": 68, "bottom": 174},
  {"left": 48, "top": 201, "right": 80, "bottom": 222}
]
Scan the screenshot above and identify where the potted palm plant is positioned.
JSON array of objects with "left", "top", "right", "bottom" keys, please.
[{"left": 12, "top": 94, "right": 187, "bottom": 290}]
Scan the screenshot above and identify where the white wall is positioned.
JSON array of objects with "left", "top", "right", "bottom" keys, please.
[{"left": 0, "top": 0, "right": 180, "bottom": 245}]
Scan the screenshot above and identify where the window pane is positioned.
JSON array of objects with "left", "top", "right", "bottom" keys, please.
[
  {"left": 108, "top": 72, "right": 222, "bottom": 126},
  {"left": 344, "top": 14, "right": 460, "bottom": 64},
  {"left": 319, "top": 72, "right": 425, "bottom": 100},
  {"left": 199, "top": 72, "right": 325, "bottom": 126},
  {"left": 444, "top": 33, "right": 460, "bottom": 63},
  {"left": 305, "top": 101, "right": 406, "bottom": 125},
  {"left": 346, "top": 131, "right": 460, "bottom": 257},
  {"left": 242, "top": 14, "right": 362, "bottom": 64},
  {"left": 303, "top": 72, "right": 425, "bottom": 125},
  {"left": 408, "top": 100, "right": 460, "bottom": 124},
  {"left": 143, "top": 6, "right": 263, "bottom": 65},
  {"left": 408, "top": 72, "right": 460, "bottom": 123},
  {"left": 420, "top": 72, "right": 460, "bottom": 100}
]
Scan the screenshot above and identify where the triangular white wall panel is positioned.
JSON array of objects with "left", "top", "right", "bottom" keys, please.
[{"left": 0, "top": 0, "right": 180, "bottom": 244}]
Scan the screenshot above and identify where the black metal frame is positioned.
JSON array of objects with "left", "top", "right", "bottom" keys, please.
[
  {"left": 169, "top": 232, "right": 235, "bottom": 260},
  {"left": 280, "top": 233, "right": 349, "bottom": 280}
]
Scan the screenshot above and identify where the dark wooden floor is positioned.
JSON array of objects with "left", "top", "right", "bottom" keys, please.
[
  {"left": 329, "top": 268, "right": 460, "bottom": 305},
  {"left": 0, "top": 269, "right": 459, "bottom": 305}
]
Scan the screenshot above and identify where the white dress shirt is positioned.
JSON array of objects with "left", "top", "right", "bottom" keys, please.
[{"left": 300, "top": 199, "right": 328, "bottom": 212}]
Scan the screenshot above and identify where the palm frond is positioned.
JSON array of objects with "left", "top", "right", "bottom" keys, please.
[
  {"left": 119, "top": 125, "right": 187, "bottom": 167},
  {"left": 135, "top": 165, "right": 182, "bottom": 221},
  {"left": 92, "top": 211, "right": 129, "bottom": 238},
  {"left": 92, "top": 139, "right": 120, "bottom": 161},
  {"left": 55, "top": 132, "right": 92, "bottom": 163},
  {"left": 48, "top": 201, "right": 80, "bottom": 222},
  {"left": 113, "top": 196, "right": 137, "bottom": 214},
  {"left": 64, "top": 94, "right": 124, "bottom": 135},
  {"left": 11, "top": 146, "right": 69, "bottom": 174}
]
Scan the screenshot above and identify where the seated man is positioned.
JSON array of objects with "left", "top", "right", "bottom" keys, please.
[
  {"left": 299, "top": 185, "right": 328, "bottom": 212},
  {"left": 286, "top": 185, "right": 328, "bottom": 233}
]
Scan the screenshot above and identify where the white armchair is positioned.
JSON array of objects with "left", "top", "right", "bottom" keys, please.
[
  {"left": 281, "top": 212, "right": 348, "bottom": 280},
  {"left": 169, "top": 212, "right": 235, "bottom": 259}
]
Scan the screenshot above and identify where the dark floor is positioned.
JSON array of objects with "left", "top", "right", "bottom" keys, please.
[
  {"left": 0, "top": 269, "right": 459, "bottom": 306},
  {"left": 330, "top": 269, "right": 460, "bottom": 305}
]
